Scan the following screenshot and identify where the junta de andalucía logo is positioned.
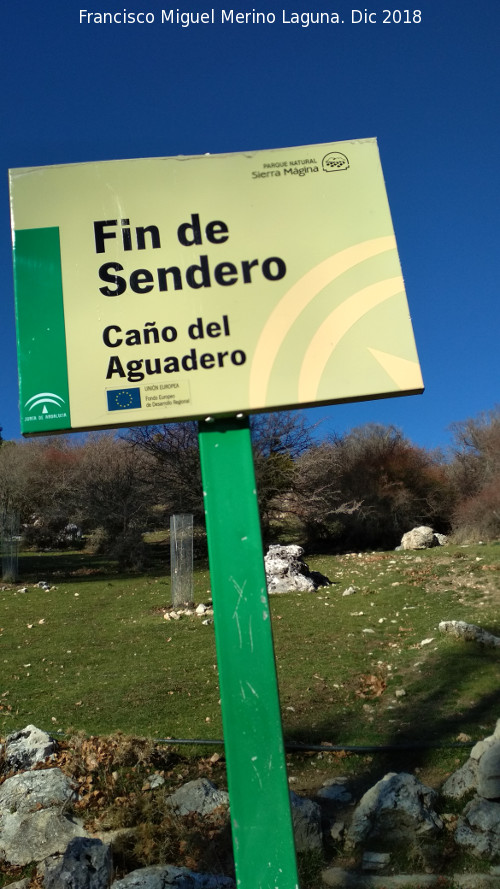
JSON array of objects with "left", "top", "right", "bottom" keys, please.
[{"left": 24, "top": 392, "right": 67, "bottom": 416}]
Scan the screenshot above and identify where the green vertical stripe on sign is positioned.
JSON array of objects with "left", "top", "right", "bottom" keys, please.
[
  {"left": 198, "top": 417, "right": 300, "bottom": 889},
  {"left": 13, "top": 227, "right": 71, "bottom": 434}
]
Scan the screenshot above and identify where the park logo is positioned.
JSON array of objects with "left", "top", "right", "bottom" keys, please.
[
  {"left": 24, "top": 392, "right": 67, "bottom": 415},
  {"left": 322, "top": 152, "right": 349, "bottom": 172}
]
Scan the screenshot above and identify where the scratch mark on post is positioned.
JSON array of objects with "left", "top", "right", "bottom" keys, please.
[
  {"left": 230, "top": 576, "right": 247, "bottom": 613},
  {"left": 233, "top": 611, "right": 242, "bottom": 649},
  {"left": 240, "top": 681, "right": 246, "bottom": 701},
  {"left": 246, "top": 681, "right": 259, "bottom": 698},
  {"left": 248, "top": 615, "right": 254, "bottom": 653},
  {"left": 250, "top": 757, "right": 263, "bottom": 789},
  {"left": 230, "top": 576, "right": 247, "bottom": 649}
]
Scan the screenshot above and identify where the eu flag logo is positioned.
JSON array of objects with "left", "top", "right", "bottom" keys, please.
[{"left": 107, "top": 388, "right": 142, "bottom": 412}]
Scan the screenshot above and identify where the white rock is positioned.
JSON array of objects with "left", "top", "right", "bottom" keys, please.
[
  {"left": 166, "top": 778, "right": 229, "bottom": 816},
  {"left": 401, "top": 526, "right": 438, "bottom": 550},
  {"left": 145, "top": 773, "right": 165, "bottom": 790},
  {"left": 345, "top": 772, "right": 442, "bottom": 849},
  {"left": 0, "top": 769, "right": 88, "bottom": 866},
  {"left": 439, "top": 621, "right": 500, "bottom": 648},
  {"left": 455, "top": 797, "right": 500, "bottom": 859},
  {"left": 5, "top": 725, "right": 57, "bottom": 771},
  {"left": 265, "top": 544, "right": 329, "bottom": 593}
]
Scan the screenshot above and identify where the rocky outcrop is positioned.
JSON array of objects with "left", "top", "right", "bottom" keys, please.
[
  {"left": 443, "top": 720, "right": 500, "bottom": 799},
  {"left": 400, "top": 526, "right": 447, "bottom": 550},
  {"left": 455, "top": 798, "right": 500, "bottom": 860},
  {"left": 0, "top": 768, "right": 88, "bottom": 865},
  {"left": 290, "top": 791, "right": 323, "bottom": 852},
  {"left": 3, "top": 723, "right": 500, "bottom": 886},
  {"left": 345, "top": 772, "right": 442, "bottom": 849},
  {"left": 439, "top": 620, "right": 500, "bottom": 648},
  {"left": 441, "top": 757, "right": 478, "bottom": 800},
  {"left": 112, "top": 866, "right": 235, "bottom": 889},
  {"left": 265, "top": 544, "right": 329, "bottom": 593},
  {"left": 478, "top": 741, "right": 500, "bottom": 799},
  {"left": 41, "top": 837, "right": 113, "bottom": 889},
  {"left": 0, "top": 728, "right": 234, "bottom": 889},
  {"left": 442, "top": 720, "right": 500, "bottom": 860},
  {"left": 3, "top": 724, "right": 57, "bottom": 771},
  {"left": 166, "top": 778, "right": 229, "bottom": 816}
]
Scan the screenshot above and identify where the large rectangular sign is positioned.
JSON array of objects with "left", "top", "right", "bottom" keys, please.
[{"left": 9, "top": 139, "right": 423, "bottom": 435}]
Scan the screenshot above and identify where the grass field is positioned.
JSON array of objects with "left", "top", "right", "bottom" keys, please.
[
  {"left": 1, "top": 539, "right": 499, "bottom": 771},
  {"left": 1, "top": 539, "right": 499, "bottom": 886}
]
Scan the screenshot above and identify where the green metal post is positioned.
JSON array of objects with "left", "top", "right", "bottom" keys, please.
[{"left": 198, "top": 417, "right": 300, "bottom": 889}]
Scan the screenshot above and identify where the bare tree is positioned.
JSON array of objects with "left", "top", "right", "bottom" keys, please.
[
  {"left": 448, "top": 407, "right": 500, "bottom": 541},
  {"left": 293, "top": 424, "right": 452, "bottom": 550},
  {"left": 72, "top": 433, "right": 155, "bottom": 567},
  {"left": 127, "top": 422, "right": 203, "bottom": 520},
  {"left": 127, "top": 412, "right": 314, "bottom": 536}
]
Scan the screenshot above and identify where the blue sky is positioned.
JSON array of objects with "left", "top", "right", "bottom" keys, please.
[{"left": 1, "top": 0, "right": 498, "bottom": 451}]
